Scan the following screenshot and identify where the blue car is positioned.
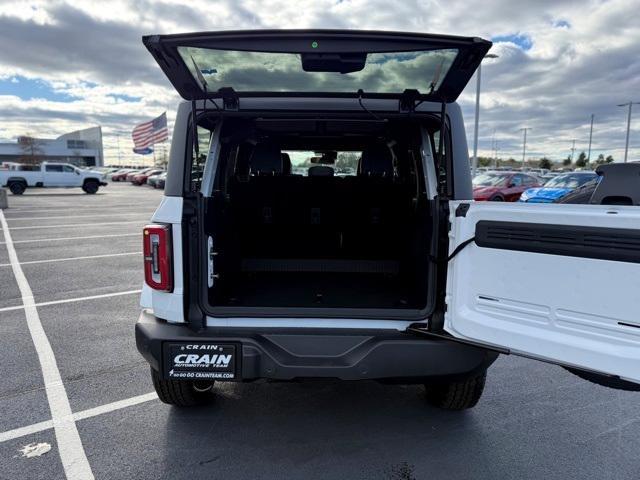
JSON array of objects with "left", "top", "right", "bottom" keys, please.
[{"left": 519, "top": 172, "right": 598, "bottom": 203}]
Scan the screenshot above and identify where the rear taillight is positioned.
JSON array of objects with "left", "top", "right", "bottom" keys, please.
[{"left": 143, "top": 224, "right": 173, "bottom": 292}]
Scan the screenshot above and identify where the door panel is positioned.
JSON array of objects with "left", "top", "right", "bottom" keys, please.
[
  {"left": 43, "top": 165, "right": 65, "bottom": 186},
  {"left": 445, "top": 201, "right": 640, "bottom": 384},
  {"left": 62, "top": 165, "right": 80, "bottom": 186}
]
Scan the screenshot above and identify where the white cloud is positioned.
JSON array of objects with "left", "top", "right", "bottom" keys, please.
[{"left": 0, "top": 0, "right": 638, "bottom": 164}]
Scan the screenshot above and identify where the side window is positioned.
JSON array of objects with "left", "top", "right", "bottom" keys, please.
[
  {"left": 190, "top": 125, "right": 212, "bottom": 192},
  {"left": 45, "top": 165, "right": 63, "bottom": 172},
  {"left": 510, "top": 174, "right": 523, "bottom": 187},
  {"left": 524, "top": 175, "right": 536, "bottom": 186},
  {"left": 63, "top": 165, "right": 75, "bottom": 173}
]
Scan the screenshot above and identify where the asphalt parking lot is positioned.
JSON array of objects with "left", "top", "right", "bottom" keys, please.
[{"left": 0, "top": 182, "right": 639, "bottom": 480}]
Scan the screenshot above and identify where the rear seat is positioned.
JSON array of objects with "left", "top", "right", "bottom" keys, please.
[
  {"left": 304, "top": 165, "right": 341, "bottom": 256},
  {"left": 231, "top": 142, "right": 285, "bottom": 256},
  {"left": 342, "top": 143, "right": 406, "bottom": 257},
  {"left": 231, "top": 140, "right": 412, "bottom": 266}
]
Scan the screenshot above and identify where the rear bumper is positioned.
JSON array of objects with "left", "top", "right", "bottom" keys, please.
[
  {"left": 135, "top": 310, "right": 498, "bottom": 382},
  {"left": 99, "top": 181, "right": 108, "bottom": 186}
]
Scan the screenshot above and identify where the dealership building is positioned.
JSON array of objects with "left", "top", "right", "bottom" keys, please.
[{"left": 0, "top": 126, "right": 104, "bottom": 167}]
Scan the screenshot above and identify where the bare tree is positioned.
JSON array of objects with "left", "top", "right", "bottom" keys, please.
[{"left": 18, "top": 135, "right": 45, "bottom": 165}]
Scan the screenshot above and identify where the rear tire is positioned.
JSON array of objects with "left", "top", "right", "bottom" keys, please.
[
  {"left": 489, "top": 195, "right": 504, "bottom": 201},
  {"left": 8, "top": 182, "right": 26, "bottom": 195},
  {"left": 151, "top": 368, "right": 215, "bottom": 407},
  {"left": 82, "top": 180, "right": 99, "bottom": 194},
  {"left": 424, "top": 371, "right": 487, "bottom": 410}
]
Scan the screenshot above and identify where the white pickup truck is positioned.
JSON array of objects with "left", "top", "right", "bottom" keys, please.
[{"left": 0, "top": 162, "right": 106, "bottom": 194}]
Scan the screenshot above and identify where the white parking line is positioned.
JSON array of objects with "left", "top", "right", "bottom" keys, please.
[
  {"left": 5, "top": 212, "right": 153, "bottom": 221},
  {"left": 0, "top": 289, "right": 142, "bottom": 313},
  {"left": 0, "top": 233, "right": 138, "bottom": 245},
  {"left": 74, "top": 392, "right": 157, "bottom": 422},
  {"left": 4, "top": 205, "right": 158, "bottom": 214},
  {"left": 0, "top": 210, "right": 94, "bottom": 479},
  {"left": 9, "top": 220, "right": 142, "bottom": 230},
  {"left": 0, "top": 419, "right": 53, "bottom": 444},
  {"left": 0, "top": 251, "right": 140, "bottom": 268},
  {"left": 0, "top": 392, "right": 158, "bottom": 444}
]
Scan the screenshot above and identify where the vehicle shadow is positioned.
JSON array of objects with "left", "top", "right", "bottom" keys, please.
[
  {"left": 150, "top": 359, "right": 640, "bottom": 480},
  {"left": 158, "top": 380, "right": 490, "bottom": 480}
]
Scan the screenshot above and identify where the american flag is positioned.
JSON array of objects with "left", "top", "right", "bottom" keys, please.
[{"left": 132, "top": 112, "right": 168, "bottom": 149}]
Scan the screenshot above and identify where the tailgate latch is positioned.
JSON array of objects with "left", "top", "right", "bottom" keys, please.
[{"left": 207, "top": 236, "right": 219, "bottom": 287}]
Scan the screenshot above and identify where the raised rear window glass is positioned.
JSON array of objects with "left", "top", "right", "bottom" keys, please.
[{"left": 177, "top": 47, "right": 458, "bottom": 94}]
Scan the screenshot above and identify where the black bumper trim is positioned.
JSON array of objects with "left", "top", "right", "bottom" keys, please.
[{"left": 136, "top": 311, "right": 498, "bottom": 382}]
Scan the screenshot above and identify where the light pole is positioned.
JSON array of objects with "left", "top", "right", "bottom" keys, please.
[
  {"left": 117, "top": 134, "right": 122, "bottom": 165},
  {"left": 618, "top": 102, "right": 639, "bottom": 163},
  {"left": 520, "top": 127, "right": 530, "bottom": 167},
  {"left": 570, "top": 139, "right": 576, "bottom": 162},
  {"left": 587, "top": 114, "right": 594, "bottom": 162},
  {"left": 471, "top": 53, "right": 499, "bottom": 177}
]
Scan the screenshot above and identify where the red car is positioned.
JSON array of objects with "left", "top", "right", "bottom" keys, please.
[
  {"left": 126, "top": 167, "right": 154, "bottom": 182},
  {"left": 131, "top": 169, "right": 164, "bottom": 185},
  {"left": 110, "top": 169, "right": 138, "bottom": 181},
  {"left": 473, "top": 172, "right": 541, "bottom": 201}
]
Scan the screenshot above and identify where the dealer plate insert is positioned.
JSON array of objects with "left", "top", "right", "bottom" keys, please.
[{"left": 163, "top": 343, "right": 237, "bottom": 380}]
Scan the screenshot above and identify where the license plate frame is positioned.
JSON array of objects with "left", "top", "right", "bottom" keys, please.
[{"left": 163, "top": 342, "right": 239, "bottom": 381}]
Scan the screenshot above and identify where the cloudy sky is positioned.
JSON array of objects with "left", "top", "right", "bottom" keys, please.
[{"left": 0, "top": 0, "right": 638, "bottom": 164}]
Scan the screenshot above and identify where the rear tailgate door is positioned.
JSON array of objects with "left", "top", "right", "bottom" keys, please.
[{"left": 142, "top": 29, "right": 491, "bottom": 103}]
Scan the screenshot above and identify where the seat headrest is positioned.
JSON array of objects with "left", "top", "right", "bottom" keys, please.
[
  {"left": 281, "top": 153, "right": 292, "bottom": 175},
  {"left": 308, "top": 165, "right": 334, "bottom": 177},
  {"left": 249, "top": 142, "right": 283, "bottom": 175},
  {"left": 358, "top": 143, "right": 394, "bottom": 177}
]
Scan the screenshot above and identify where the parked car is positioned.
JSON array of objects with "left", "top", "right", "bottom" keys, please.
[
  {"left": 136, "top": 29, "right": 640, "bottom": 411},
  {"left": 127, "top": 167, "right": 157, "bottom": 182},
  {"left": 110, "top": 169, "right": 138, "bottom": 181},
  {"left": 132, "top": 169, "right": 164, "bottom": 185},
  {"left": 127, "top": 169, "right": 151, "bottom": 182},
  {"left": 472, "top": 171, "right": 541, "bottom": 201},
  {"left": 0, "top": 161, "right": 106, "bottom": 194},
  {"left": 538, "top": 172, "right": 560, "bottom": 183},
  {"left": 519, "top": 171, "right": 598, "bottom": 203},
  {"left": 554, "top": 178, "right": 599, "bottom": 204},
  {"left": 526, "top": 168, "right": 549, "bottom": 176},
  {"left": 90, "top": 167, "right": 119, "bottom": 180},
  {"left": 148, "top": 171, "right": 167, "bottom": 188},
  {"left": 557, "top": 163, "right": 639, "bottom": 206}
]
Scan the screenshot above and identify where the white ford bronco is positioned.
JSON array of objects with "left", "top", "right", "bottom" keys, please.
[{"left": 136, "top": 30, "right": 640, "bottom": 409}]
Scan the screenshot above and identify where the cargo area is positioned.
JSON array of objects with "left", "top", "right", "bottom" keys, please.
[{"left": 200, "top": 116, "right": 439, "bottom": 318}]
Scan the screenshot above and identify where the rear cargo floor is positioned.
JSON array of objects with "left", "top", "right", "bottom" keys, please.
[{"left": 216, "top": 272, "right": 419, "bottom": 309}]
